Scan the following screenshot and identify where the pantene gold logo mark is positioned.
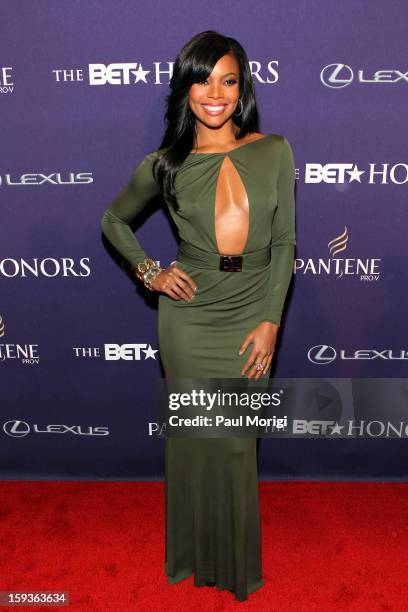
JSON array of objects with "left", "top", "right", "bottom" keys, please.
[
  {"left": 328, "top": 227, "right": 348, "bottom": 256},
  {"left": 295, "top": 226, "right": 381, "bottom": 281},
  {"left": 0, "top": 315, "right": 40, "bottom": 365}
]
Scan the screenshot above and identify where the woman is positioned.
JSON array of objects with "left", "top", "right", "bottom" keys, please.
[{"left": 101, "top": 30, "right": 296, "bottom": 601}]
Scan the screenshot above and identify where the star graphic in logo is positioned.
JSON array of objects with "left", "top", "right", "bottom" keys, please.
[
  {"left": 330, "top": 422, "right": 344, "bottom": 435},
  {"left": 347, "top": 165, "right": 365, "bottom": 182},
  {"left": 142, "top": 344, "right": 159, "bottom": 360},
  {"left": 130, "top": 64, "right": 150, "bottom": 83}
]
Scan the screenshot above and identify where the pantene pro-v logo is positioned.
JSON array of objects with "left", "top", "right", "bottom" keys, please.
[
  {"left": 0, "top": 315, "right": 40, "bottom": 365},
  {"left": 295, "top": 226, "right": 382, "bottom": 281}
]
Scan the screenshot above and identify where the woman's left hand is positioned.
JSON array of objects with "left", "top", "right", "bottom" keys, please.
[{"left": 239, "top": 321, "right": 279, "bottom": 378}]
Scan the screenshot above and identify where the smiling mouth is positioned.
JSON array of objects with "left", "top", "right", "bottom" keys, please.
[{"left": 202, "top": 104, "right": 227, "bottom": 115}]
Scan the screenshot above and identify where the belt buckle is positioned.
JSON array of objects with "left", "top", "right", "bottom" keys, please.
[{"left": 219, "top": 255, "right": 243, "bottom": 272}]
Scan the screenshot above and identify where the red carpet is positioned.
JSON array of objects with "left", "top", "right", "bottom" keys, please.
[{"left": 0, "top": 481, "right": 407, "bottom": 610}]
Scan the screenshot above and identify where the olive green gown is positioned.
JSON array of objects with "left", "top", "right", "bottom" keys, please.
[{"left": 101, "top": 133, "right": 296, "bottom": 601}]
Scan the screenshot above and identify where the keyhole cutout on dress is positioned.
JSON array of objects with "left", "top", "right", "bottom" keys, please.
[{"left": 214, "top": 156, "right": 249, "bottom": 255}]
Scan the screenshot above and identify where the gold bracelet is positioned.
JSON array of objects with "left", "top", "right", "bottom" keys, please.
[
  {"left": 144, "top": 267, "right": 163, "bottom": 291},
  {"left": 135, "top": 257, "right": 163, "bottom": 290},
  {"left": 135, "top": 257, "right": 157, "bottom": 281}
]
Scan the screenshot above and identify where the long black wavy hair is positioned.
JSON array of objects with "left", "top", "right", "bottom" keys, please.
[{"left": 152, "top": 30, "right": 261, "bottom": 210}]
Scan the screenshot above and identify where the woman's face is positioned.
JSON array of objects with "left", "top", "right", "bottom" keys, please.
[{"left": 189, "top": 52, "right": 240, "bottom": 128}]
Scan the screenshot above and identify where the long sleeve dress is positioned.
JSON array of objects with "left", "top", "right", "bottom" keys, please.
[{"left": 100, "top": 133, "right": 296, "bottom": 601}]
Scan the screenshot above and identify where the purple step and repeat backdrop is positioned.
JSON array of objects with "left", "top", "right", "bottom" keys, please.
[{"left": 1, "top": 1, "right": 407, "bottom": 480}]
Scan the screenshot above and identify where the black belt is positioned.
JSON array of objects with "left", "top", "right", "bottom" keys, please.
[
  {"left": 176, "top": 240, "right": 271, "bottom": 272},
  {"left": 219, "top": 255, "right": 243, "bottom": 272}
]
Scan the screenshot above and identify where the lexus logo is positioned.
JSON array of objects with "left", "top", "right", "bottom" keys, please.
[
  {"left": 321, "top": 63, "right": 354, "bottom": 88},
  {"left": 3, "top": 420, "right": 110, "bottom": 437},
  {"left": 321, "top": 63, "right": 408, "bottom": 88},
  {"left": 3, "top": 420, "right": 31, "bottom": 437},
  {"left": 308, "top": 345, "right": 408, "bottom": 364},
  {"left": 308, "top": 345, "right": 337, "bottom": 364}
]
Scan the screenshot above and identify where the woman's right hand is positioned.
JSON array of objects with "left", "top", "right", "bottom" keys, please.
[{"left": 148, "top": 262, "right": 198, "bottom": 302}]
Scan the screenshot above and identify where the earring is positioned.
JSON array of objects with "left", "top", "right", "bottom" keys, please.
[{"left": 233, "top": 98, "right": 243, "bottom": 116}]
